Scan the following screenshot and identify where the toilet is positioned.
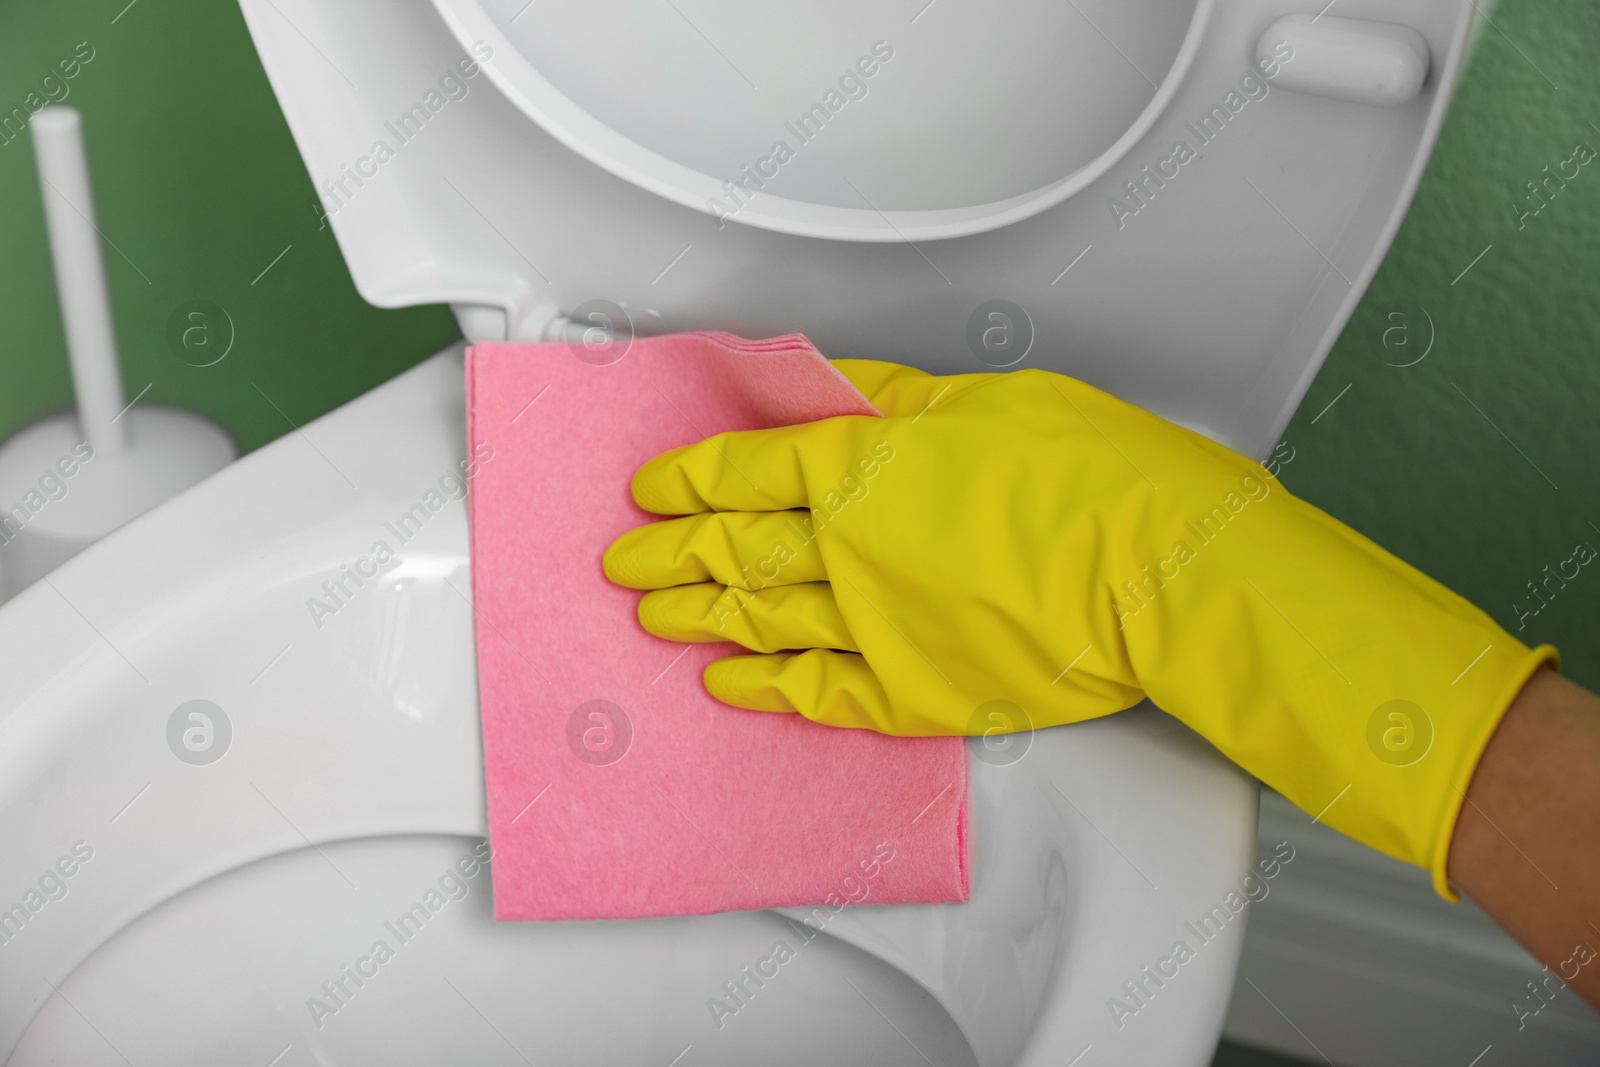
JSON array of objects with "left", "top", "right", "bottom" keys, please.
[{"left": 0, "top": 0, "right": 1473, "bottom": 1063}]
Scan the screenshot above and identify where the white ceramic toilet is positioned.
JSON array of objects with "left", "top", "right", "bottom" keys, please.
[{"left": 0, "top": 0, "right": 1476, "bottom": 1063}]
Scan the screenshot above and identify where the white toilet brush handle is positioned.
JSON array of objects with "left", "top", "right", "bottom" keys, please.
[{"left": 32, "top": 106, "right": 128, "bottom": 458}]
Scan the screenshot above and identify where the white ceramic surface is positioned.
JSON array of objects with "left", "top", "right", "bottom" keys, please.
[{"left": 1, "top": 352, "right": 1257, "bottom": 1065}]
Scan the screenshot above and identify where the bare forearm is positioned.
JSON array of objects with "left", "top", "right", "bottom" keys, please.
[{"left": 1448, "top": 668, "right": 1600, "bottom": 1008}]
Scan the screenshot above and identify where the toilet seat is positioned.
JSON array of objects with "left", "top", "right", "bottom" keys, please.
[{"left": 0, "top": 351, "right": 1255, "bottom": 1064}]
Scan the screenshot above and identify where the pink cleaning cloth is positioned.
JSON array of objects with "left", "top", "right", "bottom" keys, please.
[{"left": 466, "top": 331, "right": 969, "bottom": 921}]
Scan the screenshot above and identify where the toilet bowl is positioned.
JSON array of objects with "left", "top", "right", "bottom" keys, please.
[
  {"left": 1, "top": 350, "right": 1255, "bottom": 1065},
  {"left": 0, "top": 0, "right": 1477, "bottom": 1061}
]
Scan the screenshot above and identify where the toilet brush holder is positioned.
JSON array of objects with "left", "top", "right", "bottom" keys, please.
[{"left": 0, "top": 106, "right": 235, "bottom": 602}]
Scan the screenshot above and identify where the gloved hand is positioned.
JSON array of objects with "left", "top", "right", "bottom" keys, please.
[{"left": 603, "top": 360, "right": 1556, "bottom": 898}]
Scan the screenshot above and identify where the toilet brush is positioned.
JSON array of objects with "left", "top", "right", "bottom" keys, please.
[{"left": 0, "top": 106, "right": 236, "bottom": 602}]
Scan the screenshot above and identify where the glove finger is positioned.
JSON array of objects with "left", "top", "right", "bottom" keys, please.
[
  {"left": 604, "top": 510, "right": 825, "bottom": 590},
  {"left": 832, "top": 359, "right": 968, "bottom": 419},
  {"left": 631, "top": 418, "right": 864, "bottom": 515},
  {"left": 703, "top": 649, "right": 897, "bottom": 732},
  {"left": 638, "top": 582, "right": 858, "bottom": 653}
]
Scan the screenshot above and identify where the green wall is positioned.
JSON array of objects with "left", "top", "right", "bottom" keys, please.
[
  {"left": 1278, "top": 1, "right": 1600, "bottom": 686},
  {"left": 2, "top": 2, "right": 1596, "bottom": 684},
  {"left": 0, "top": 0, "right": 458, "bottom": 454}
]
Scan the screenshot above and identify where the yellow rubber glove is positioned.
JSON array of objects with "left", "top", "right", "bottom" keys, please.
[{"left": 603, "top": 361, "right": 1556, "bottom": 899}]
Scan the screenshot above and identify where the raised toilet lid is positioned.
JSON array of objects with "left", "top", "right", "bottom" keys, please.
[{"left": 241, "top": 0, "right": 1467, "bottom": 460}]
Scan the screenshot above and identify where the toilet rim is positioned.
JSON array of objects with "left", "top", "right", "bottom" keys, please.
[
  {"left": 427, "top": 0, "right": 1218, "bottom": 242},
  {"left": 0, "top": 351, "right": 1255, "bottom": 1065}
]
